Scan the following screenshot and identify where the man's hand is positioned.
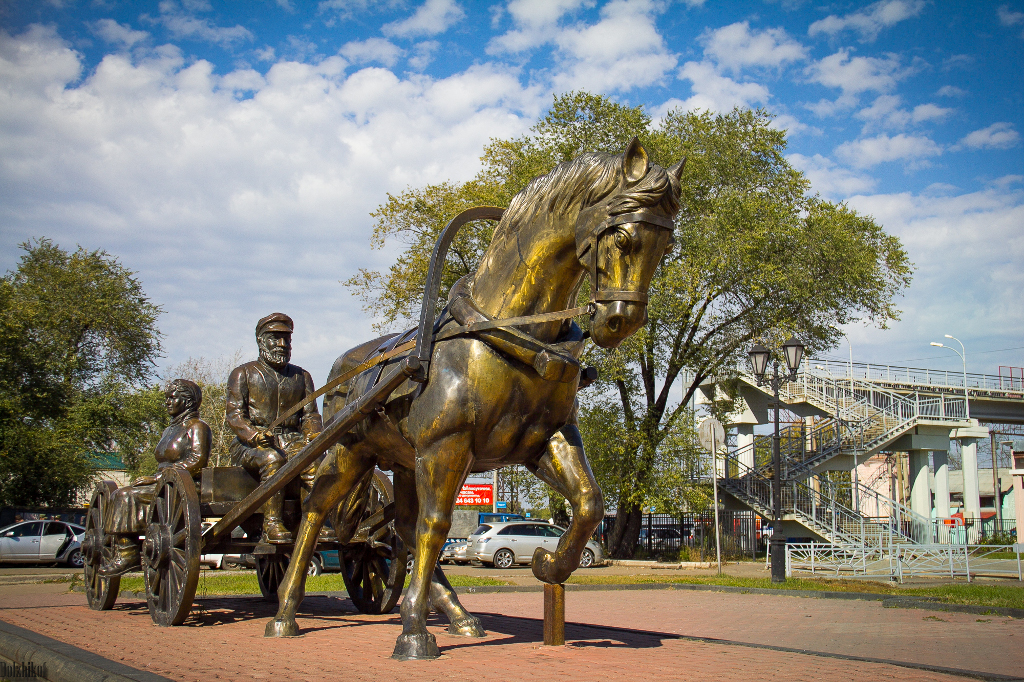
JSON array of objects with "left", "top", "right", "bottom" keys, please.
[
  {"left": 305, "top": 431, "right": 321, "bottom": 445},
  {"left": 252, "top": 429, "right": 275, "bottom": 447}
]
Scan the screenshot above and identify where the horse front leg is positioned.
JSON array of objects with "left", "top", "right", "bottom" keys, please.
[
  {"left": 393, "top": 433, "right": 474, "bottom": 660},
  {"left": 265, "top": 448, "right": 373, "bottom": 637},
  {"left": 392, "top": 467, "right": 484, "bottom": 638},
  {"left": 527, "top": 424, "right": 604, "bottom": 584}
]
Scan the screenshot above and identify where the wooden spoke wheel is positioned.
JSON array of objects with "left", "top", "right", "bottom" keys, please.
[
  {"left": 255, "top": 554, "right": 289, "bottom": 601},
  {"left": 142, "top": 469, "right": 201, "bottom": 626},
  {"left": 83, "top": 481, "right": 120, "bottom": 611},
  {"left": 339, "top": 469, "right": 407, "bottom": 614}
]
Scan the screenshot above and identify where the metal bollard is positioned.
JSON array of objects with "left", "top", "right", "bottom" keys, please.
[{"left": 543, "top": 583, "right": 565, "bottom": 646}]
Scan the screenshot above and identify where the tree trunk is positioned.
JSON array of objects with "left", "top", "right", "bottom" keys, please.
[
  {"left": 608, "top": 504, "right": 643, "bottom": 559},
  {"left": 549, "top": 493, "right": 570, "bottom": 526}
]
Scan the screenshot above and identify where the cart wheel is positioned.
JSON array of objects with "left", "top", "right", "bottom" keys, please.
[
  {"left": 142, "top": 469, "right": 201, "bottom": 626},
  {"left": 340, "top": 470, "right": 407, "bottom": 614},
  {"left": 83, "top": 481, "right": 120, "bottom": 611},
  {"left": 256, "top": 554, "right": 289, "bottom": 600}
]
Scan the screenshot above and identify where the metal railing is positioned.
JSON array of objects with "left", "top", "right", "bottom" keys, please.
[
  {"left": 786, "top": 542, "right": 1024, "bottom": 582},
  {"left": 811, "top": 359, "right": 1024, "bottom": 397}
]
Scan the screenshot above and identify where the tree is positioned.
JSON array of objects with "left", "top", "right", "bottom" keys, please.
[
  {"left": 0, "top": 239, "right": 163, "bottom": 506},
  {"left": 345, "top": 93, "right": 913, "bottom": 558}
]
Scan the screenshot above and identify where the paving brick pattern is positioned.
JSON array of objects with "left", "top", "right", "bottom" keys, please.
[{"left": 1, "top": 588, "right": 1022, "bottom": 681}]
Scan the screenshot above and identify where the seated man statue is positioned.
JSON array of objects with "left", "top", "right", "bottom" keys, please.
[
  {"left": 226, "top": 313, "right": 322, "bottom": 543},
  {"left": 101, "top": 379, "right": 211, "bottom": 575}
]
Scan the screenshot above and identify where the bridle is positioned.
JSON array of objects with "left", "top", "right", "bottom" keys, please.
[{"left": 575, "top": 210, "right": 676, "bottom": 306}]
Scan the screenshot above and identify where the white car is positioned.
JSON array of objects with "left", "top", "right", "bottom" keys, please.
[
  {"left": 468, "top": 521, "right": 603, "bottom": 569},
  {"left": 0, "top": 520, "right": 86, "bottom": 567}
]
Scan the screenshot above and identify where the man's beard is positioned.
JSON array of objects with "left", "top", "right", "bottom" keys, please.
[{"left": 260, "top": 347, "right": 290, "bottom": 368}]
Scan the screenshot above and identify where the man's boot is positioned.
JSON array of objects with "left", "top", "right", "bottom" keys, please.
[
  {"left": 99, "top": 535, "right": 140, "bottom": 576},
  {"left": 261, "top": 490, "right": 293, "bottom": 544}
]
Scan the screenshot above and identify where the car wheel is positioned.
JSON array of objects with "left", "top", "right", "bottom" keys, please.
[
  {"left": 493, "top": 549, "right": 515, "bottom": 569},
  {"left": 579, "top": 548, "right": 595, "bottom": 568},
  {"left": 406, "top": 556, "right": 414, "bottom": 574},
  {"left": 67, "top": 549, "right": 84, "bottom": 569},
  {"left": 307, "top": 556, "right": 323, "bottom": 577}
]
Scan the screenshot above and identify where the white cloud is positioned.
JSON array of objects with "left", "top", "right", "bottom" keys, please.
[
  {"left": 805, "top": 49, "right": 908, "bottom": 95},
  {"left": 936, "top": 85, "right": 966, "bottom": 98},
  {"left": 487, "top": 0, "right": 592, "bottom": 54},
  {"left": 998, "top": 4, "right": 1024, "bottom": 26},
  {"left": 339, "top": 38, "right": 404, "bottom": 67},
  {"left": 808, "top": 0, "right": 925, "bottom": 42},
  {"left": 90, "top": 19, "right": 150, "bottom": 48},
  {"left": 547, "top": 0, "right": 678, "bottom": 93},
  {"left": 382, "top": 0, "right": 465, "bottom": 38},
  {"left": 675, "top": 60, "right": 770, "bottom": 112},
  {"left": 955, "top": 122, "right": 1021, "bottom": 150},
  {"left": 699, "top": 21, "right": 807, "bottom": 74},
  {"left": 835, "top": 133, "right": 942, "bottom": 168},
  {"left": 145, "top": 1, "right": 253, "bottom": 47},
  {"left": 845, "top": 185, "right": 1024, "bottom": 367},
  {"left": 788, "top": 153, "right": 876, "bottom": 198},
  {"left": 855, "top": 95, "right": 952, "bottom": 132},
  {"left": 0, "top": 26, "right": 544, "bottom": 377}
]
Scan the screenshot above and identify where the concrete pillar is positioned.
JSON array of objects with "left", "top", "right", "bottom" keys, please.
[
  {"left": 908, "top": 450, "right": 932, "bottom": 519},
  {"left": 1012, "top": 450, "right": 1024, "bottom": 540},
  {"left": 736, "top": 424, "right": 755, "bottom": 474},
  {"left": 932, "top": 450, "right": 951, "bottom": 518},
  {"left": 961, "top": 438, "right": 982, "bottom": 519}
]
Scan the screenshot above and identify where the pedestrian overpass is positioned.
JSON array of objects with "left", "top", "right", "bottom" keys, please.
[{"left": 709, "top": 362, "right": 1024, "bottom": 547}]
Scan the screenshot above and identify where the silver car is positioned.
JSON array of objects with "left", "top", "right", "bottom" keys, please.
[
  {"left": 468, "top": 521, "right": 603, "bottom": 569},
  {"left": 0, "top": 520, "right": 86, "bottom": 567},
  {"left": 441, "top": 541, "right": 470, "bottom": 565}
]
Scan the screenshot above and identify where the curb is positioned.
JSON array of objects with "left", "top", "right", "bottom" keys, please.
[
  {"left": 71, "top": 580, "right": 1024, "bottom": 620},
  {"left": 0, "top": 619, "right": 171, "bottom": 682}
]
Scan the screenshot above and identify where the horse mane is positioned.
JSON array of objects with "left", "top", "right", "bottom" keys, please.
[{"left": 492, "top": 150, "right": 681, "bottom": 242}]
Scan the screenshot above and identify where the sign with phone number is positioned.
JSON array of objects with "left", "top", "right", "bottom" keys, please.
[{"left": 455, "top": 484, "right": 493, "bottom": 506}]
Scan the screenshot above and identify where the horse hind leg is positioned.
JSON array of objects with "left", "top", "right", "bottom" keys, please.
[
  {"left": 527, "top": 425, "right": 604, "bottom": 585},
  {"left": 392, "top": 467, "right": 485, "bottom": 638},
  {"left": 265, "top": 449, "right": 374, "bottom": 638}
]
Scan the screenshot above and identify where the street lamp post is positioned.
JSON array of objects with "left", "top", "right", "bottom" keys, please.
[
  {"left": 930, "top": 334, "right": 970, "bottom": 419},
  {"left": 748, "top": 336, "right": 805, "bottom": 583}
]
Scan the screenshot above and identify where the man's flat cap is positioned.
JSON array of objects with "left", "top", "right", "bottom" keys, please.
[{"left": 256, "top": 312, "right": 294, "bottom": 336}]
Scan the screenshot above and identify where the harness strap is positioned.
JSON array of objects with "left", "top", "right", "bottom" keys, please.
[{"left": 266, "top": 303, "right": 592, "bottom": 430}]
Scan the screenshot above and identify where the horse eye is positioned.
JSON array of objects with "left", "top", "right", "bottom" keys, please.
[{"left": 614, "top": 229, "right": 633, "bottom": 252}]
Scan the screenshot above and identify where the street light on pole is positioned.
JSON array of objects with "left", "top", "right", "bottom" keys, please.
[
  {"left": 748, "top": 336, "right": 805, "bottom": 584},
  {"left": 930, "top": 334, "right": 970, "bottom": 419}
]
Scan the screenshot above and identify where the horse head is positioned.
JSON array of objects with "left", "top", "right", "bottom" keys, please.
[{"left": 575, "top": 138, "right": 685, "bottom": 348}]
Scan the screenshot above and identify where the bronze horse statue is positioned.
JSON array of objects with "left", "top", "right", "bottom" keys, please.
[{"left": 265, "top": 138, "right": 684, "bottom": 659}]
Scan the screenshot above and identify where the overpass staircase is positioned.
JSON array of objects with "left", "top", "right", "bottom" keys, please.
[{"left": 718, "top": 372, "right": 969, "bottom": 544}]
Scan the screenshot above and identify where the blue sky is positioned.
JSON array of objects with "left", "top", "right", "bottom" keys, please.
[{"left": 1, "top": 0, "right": 1022, "bottom": 388}]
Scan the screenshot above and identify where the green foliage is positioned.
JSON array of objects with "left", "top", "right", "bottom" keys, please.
[
  {"left": 344, "top": 92, "right": 913, "bottom": 558},
  {"left": 0, "top": 239, "right": 163, "bottom": 505}
]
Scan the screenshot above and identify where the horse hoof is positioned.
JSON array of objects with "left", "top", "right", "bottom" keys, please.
[
  {"left": 264, "top": 618, "right": 300, "bottom": 638},
  {"left": 531, "top": 548, "right": 568, "bottom": 584},
  {"left": 392, "top": 633, "right": 440, "bottom": 660},
  {"left": 447, "top": 615, "right": 485, "bottom": 638}
]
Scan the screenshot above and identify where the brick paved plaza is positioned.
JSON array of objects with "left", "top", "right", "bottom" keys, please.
[{"left": 2, "top": 582, "right": 1022, "bottom": 681}]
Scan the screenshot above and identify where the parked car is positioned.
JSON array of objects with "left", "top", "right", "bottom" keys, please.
[
  {"left": 0, "top": 520, "right": 86, "bottom": 567},
  {"left": 467, "top": 521, "right": 603, "bottom": 569},
  {"left": 638, "top": 526, "right": 685, "bottom": 550},
  {"left": 441, "top": 541, "right": 470, "bottom": 564}
]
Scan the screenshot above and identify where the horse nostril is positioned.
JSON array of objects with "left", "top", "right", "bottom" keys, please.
[{"left": 607, "top": 315, "right": 623, "bottom": 333}]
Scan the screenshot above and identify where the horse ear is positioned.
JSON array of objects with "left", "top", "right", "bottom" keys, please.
[
  {"left": 668, "top": 157, "right": 686, "bottom": 183},
  {"left": 622, "top": 137, "right": 649, "bottom": 183}
]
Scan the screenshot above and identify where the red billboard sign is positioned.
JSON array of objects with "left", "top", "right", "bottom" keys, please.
[{"left": 456, "top": 484, "right": 493, "bottom": 506}]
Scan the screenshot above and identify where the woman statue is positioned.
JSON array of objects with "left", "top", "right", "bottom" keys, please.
[{"left": 100, "top": 379, "right": 212, "bottom": 576}]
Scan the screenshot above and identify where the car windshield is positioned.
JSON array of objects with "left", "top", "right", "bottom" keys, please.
[{"left": 471, "top": 524, "right": 492, "bottom": 536}]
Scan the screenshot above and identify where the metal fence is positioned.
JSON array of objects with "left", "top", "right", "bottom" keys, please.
[
  {"left": 785, "top": 542, "right": 1024, "bottom": 582},
  {"left": 597, "top": 511, "right": 765, "bottom": 560},
  {"left": 935, "top": 518, "right": 1018, "bottom": 545}
]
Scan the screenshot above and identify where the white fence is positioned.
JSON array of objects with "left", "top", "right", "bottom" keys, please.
[{"left": 785, "top": 542, "right": 1024, "bottom": 583}]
